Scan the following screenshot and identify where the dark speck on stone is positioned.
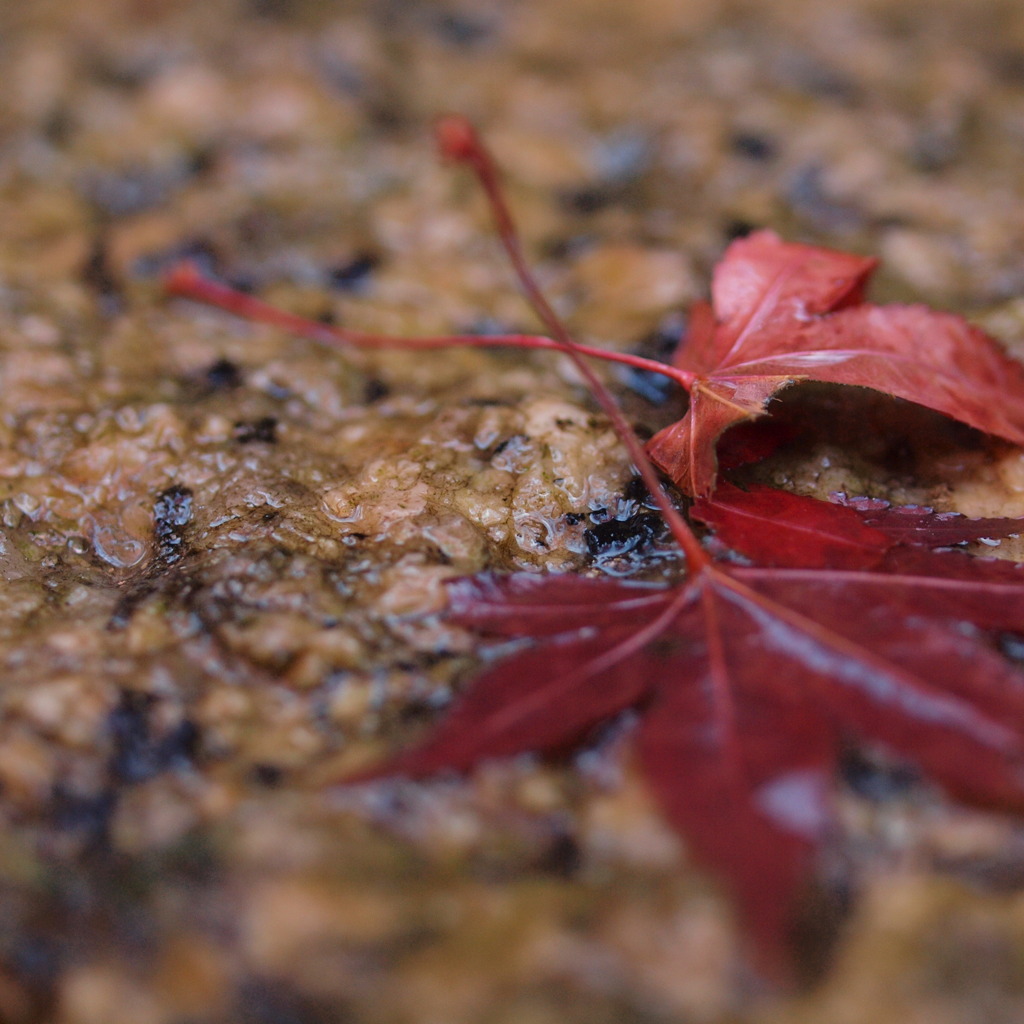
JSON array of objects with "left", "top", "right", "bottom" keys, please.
[
  {"left": 328, "top": 252, "right": 379, "bottom": 292},
  {"left": 910, "top": 126, "right": 961, "bottom": 173},
  {"left": 433, "top": 11, "right": 493, "bottom": 47},
  {"left": 80, "top": 235, "right": 123, "bottom": 315},
  {"left": 992, "top": 49, "right": 1024, "bottom": 85},
  {"left": 584, "top": 511, "right": 665, "bottom": 558},
  {"left": 724, "top": 218, "right": 758, "bottom": 241},
  {"left": 559, "top": 185, "right": 618, "bottom": 215},
  {"left": 618, "top": 364, "right": 675, "bottom": 403},
  {"left": 187, "top": 145, "right": 217, "bottom": 177},
  {"left": 787, "top": 164, "right": 862, "bottom": 232},
  {"left": 152, "top": 483, "right": 194, "bottom": 565},
  {"left": 205, "top": 358, "right": 243, "bottom": 390},
  {"left": 623, "top": 475, "right": 651, "bottom": 503},
  {"left": 537, "top": 831, "right": 582, "bottom": 878},
  {"left": 80, "top": 163, "right": 181, "bottom": 218},
  {"left": 731, "top": 132, "right": 778, "bottom": 160},
  {"left": 108, "top": 691, "right": 158, "bottom": 784},
  {"left": 42, "top": 105, "right": 75, "bottom": 146},
  {"left": 154, "top": 485, "right": 194, "bottom": 564},
  {"left": 233, "top": 417, "right": 278, "bottom": 444},
  {"left": 250, "top": 763, "right": 285, "bottom": 787},
  {"left": 154, "top": 487, "right": 193, "bottom": 530},
  {"left": 51, "top": 784, "right": 117, "bottom": 841},
  {"left": 625, "top": 316, "right": 684, "bottom": 403},
  {"left": 109, "top": 691, "right": 199, "bottom": 785},
  {"left": 364, "top": 378, "right": 390, "bottom": 403}
]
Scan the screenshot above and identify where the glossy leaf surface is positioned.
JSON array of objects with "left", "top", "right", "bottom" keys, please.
[
  {"left": 360, "top": 552, "right": 1024, "bottom": 976},
  {"left": 646, "top": 231, "right": 1024, "bottom": 495}
]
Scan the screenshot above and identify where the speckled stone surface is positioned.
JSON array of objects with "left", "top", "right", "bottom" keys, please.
[{"left": 4, "top": 1, "right": 1024, "bottom": 1021}]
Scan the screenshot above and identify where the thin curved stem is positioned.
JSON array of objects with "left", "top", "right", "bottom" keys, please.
[
  {"left": 435, "top": 115, "right": 708, "bottom": 570},
  {"left": 164, "top": 265, "right": 694, "bottom": 389}
]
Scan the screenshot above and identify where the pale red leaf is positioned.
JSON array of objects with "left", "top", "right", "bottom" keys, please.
[{"left": 646, "top": 231, "right": 1024, "bottom": 495}]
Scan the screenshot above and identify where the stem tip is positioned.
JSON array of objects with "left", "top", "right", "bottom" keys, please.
[
  {"left": 435, "top": 114, "right": 483, "bottom": 165},
  {"left": 164, "top": 261, "right": 202, "bottom": 296}
]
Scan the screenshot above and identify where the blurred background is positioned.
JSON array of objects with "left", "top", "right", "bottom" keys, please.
[{"left": 3, "top": 1, "right": 1024, "bottom": 1022}]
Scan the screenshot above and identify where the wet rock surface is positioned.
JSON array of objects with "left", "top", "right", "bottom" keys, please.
[{"left": 3, "top": 0, "right": 1024, "bottom": 1021}]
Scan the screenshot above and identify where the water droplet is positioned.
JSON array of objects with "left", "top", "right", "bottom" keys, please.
[{"left": 92, "top": 525, "right": 146, "bottom": 568}]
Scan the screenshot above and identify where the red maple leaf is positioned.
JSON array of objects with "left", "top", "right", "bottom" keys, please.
[
  {"left": 359, "top": 542, "right": 1024, "bottom": 977},
  {"left": 645, "top": 231, "right": 1024, "bottom": 495}
]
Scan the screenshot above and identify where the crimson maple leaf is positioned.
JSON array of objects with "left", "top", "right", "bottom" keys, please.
[
  {"left": 645, "top": 231, "right": 1024, "bottom": 496},
  {"left": 359, "top": 536, "right": 1024, "bottom": 977}
]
